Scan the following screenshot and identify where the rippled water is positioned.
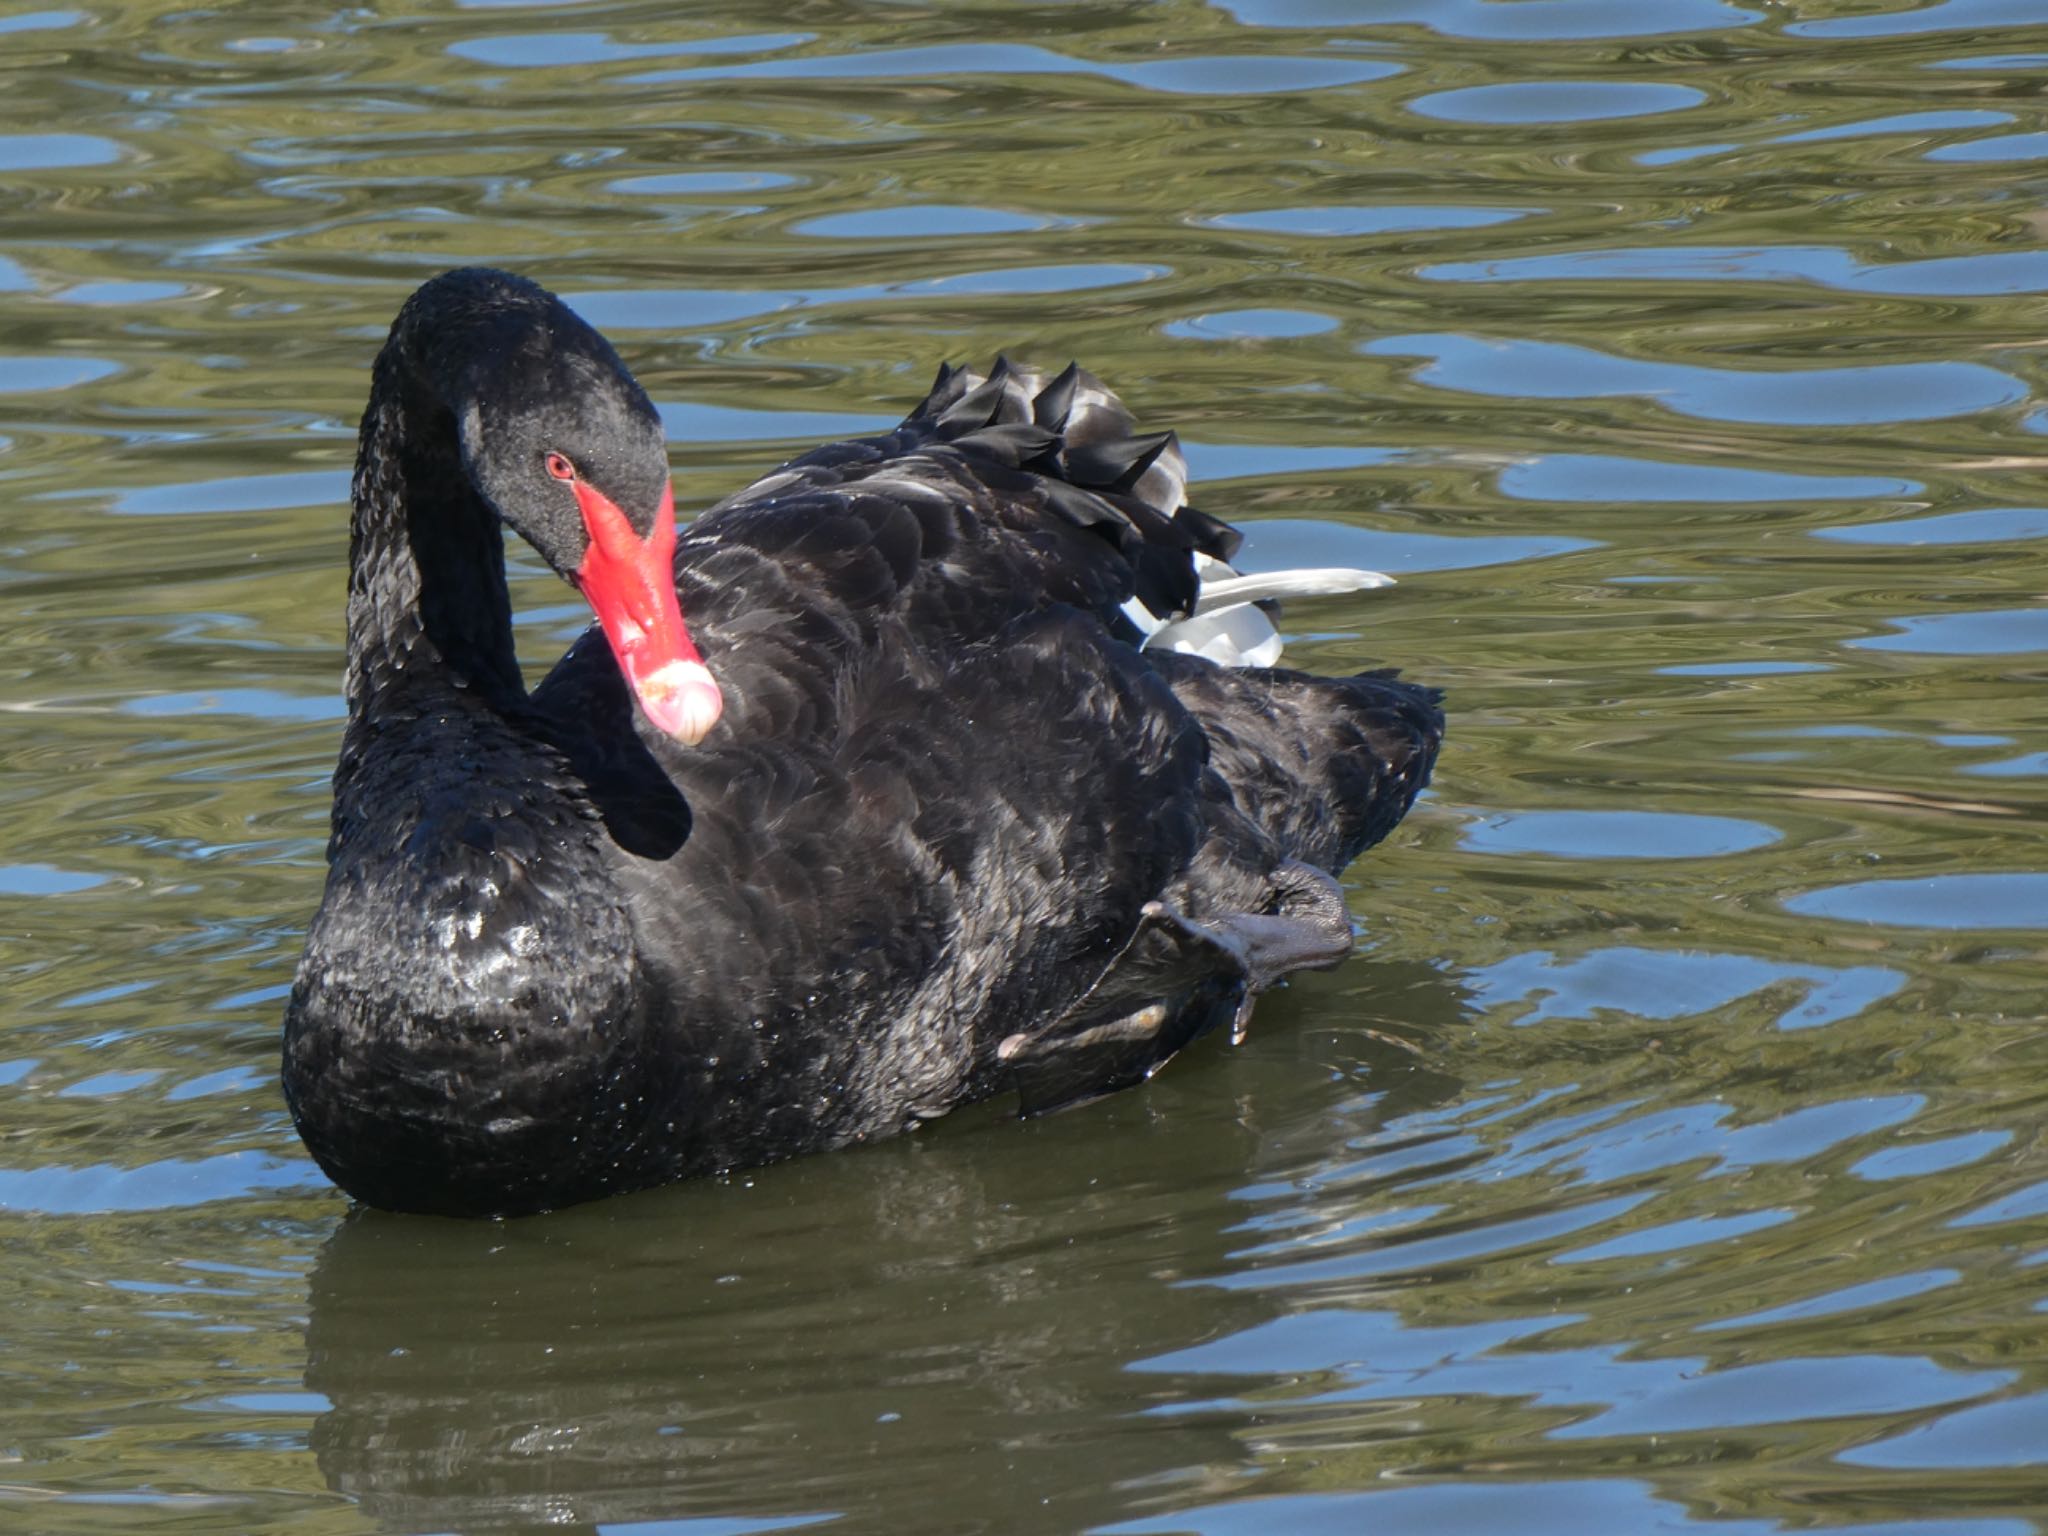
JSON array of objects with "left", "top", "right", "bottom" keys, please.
[{"left": 3, "top": 1, "right": 2046, "bottom": 1531}]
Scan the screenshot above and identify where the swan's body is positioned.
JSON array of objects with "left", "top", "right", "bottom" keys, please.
[{"left": 282, "top": 269, "right": 1442, "bottom": 1216}]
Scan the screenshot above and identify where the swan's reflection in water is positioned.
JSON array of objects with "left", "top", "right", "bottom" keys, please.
[{"left": 302, "top": 959, "right": 1467, "bottom": 1534}]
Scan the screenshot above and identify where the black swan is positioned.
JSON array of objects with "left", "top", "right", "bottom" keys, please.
[{"left": 282, "top": 267, "right": 1443, "bottom": 1217}]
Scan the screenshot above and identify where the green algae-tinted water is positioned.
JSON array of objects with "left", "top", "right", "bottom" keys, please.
[{"left": 2, "top": 2, "right": 2046, "bottom": 1532}]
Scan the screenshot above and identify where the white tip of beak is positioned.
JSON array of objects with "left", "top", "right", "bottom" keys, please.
[{"left": 637, "top": 658, "right": 724, "bottom": 745}]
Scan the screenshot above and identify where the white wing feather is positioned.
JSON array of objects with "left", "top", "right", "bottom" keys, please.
[
  {"left": 1133, "top": 555, "right": 1394, "bottom": 668},
  {"left": 1194, "top": 565, "right": 1393, "bottom": 612},
  {"left": 1154, "top": 602, "right": 1286, "bottom": 668}
]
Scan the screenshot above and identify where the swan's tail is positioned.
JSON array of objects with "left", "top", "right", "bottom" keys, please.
[{"left": 914, "top": 359, "right": 1392, "bottom": 669}]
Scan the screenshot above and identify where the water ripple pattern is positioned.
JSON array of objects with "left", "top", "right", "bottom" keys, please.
[{"left": 0, "top": 1, "right": 2045, "bottom": 1534}]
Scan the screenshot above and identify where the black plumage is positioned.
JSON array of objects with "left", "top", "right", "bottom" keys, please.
[{"left": 281, "top": 267, "right": 1444, "bottom": 1216}]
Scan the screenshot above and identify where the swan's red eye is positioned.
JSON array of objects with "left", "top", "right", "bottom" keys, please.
[{"left": 545, "top": 452, "right": 576, "bottom": 482}]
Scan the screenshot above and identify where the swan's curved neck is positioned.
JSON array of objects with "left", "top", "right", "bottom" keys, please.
[{"left": 344, "top": 359, "right": 522, "bottom": 712}]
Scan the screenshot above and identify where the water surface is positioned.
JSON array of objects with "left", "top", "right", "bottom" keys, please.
[{"left": 2, "top": 1, "right": 2046, "bottom": 1533}]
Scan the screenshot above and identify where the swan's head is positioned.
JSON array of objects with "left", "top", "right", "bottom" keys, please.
[{"left": 393, "top": 267, "right": 724, "bottom": 746}]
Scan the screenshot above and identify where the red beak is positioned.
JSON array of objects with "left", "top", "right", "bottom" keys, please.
[{"left": 572, "top": 479, "right": 723, "bottom": 745}]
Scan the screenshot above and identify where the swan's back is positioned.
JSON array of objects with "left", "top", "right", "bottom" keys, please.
[{"left": 537, "top": 358, "right": 1442, "bottom": 1135}]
